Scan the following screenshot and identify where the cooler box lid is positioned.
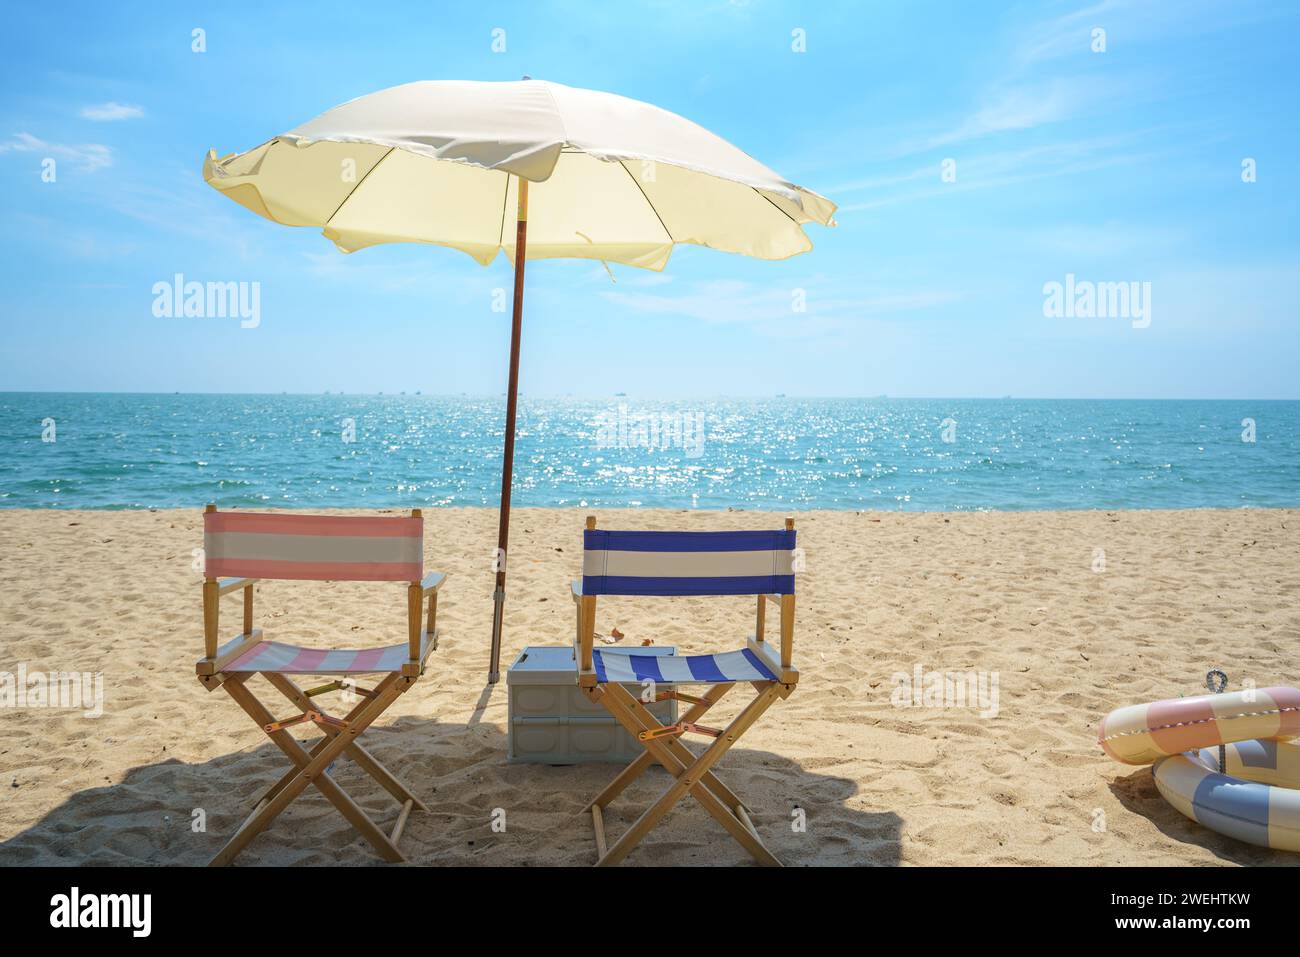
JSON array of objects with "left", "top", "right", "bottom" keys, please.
[{"left": 506, "top": 645, "right": 676, "bottom": 685}]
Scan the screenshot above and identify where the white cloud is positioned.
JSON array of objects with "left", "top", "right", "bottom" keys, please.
[
  {"left": 0, "top": 132, "right": 112, "bottom": 171},
  {"left": 902, "top": 74, "right": 1136, "bottom": 157},
  {"left": 602, "top": 278, "right": 962, "bottom": 335},
  {"left": 1015, "top": 0, "right": 1123, "bottom": 64},
  {"left": 80, "top": 101, "right": 144, "bottom": 121},
  {"left": 836, "top": 129, "right": 1172, "bottom": 212},
  {"left": 10, "top": 211, "right": 138, "bottom": 260},
  {"left": 1011, "top": 0, "right": 1285, "bottom": 65},
  {"left": 931, "top": 81, "right": 1075, "bottom": 145},
  {"left": 301, "top": 249, "right": 490, "bottom": 302}
]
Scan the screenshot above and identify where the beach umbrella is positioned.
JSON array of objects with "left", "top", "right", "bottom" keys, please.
[{"left": 202, "top": 78, "right": 836, "bottom": 682}]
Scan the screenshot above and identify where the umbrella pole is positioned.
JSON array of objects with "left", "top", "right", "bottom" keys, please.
[{"left": 489, "top": 177, "right": 529, "bottom": 683}]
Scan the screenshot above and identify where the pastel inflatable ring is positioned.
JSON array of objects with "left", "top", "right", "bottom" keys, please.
[
  {"left": 1154, "top": 739, "right": 1300, "bottom": 852},
  {"left": 1097, "top": 687, "right": 1300, "bottom": 765}
]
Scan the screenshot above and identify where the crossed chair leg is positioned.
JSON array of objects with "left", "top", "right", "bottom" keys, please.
[
  {"left": 207, "top": 671, "right": 426, "bottom": 867},
  {"left": 581, "top": 679, "right": 791, "bottom": 867}
]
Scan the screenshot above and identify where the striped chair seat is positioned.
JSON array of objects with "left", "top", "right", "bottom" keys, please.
[
  {"left": 222, "top": 637, "right": 433, "bottom": 674},
  {"left": 593, "top": 648, "right": 775, "bottom": 685}
]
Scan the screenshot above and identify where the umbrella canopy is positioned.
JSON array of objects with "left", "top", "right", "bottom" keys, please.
[
  {"left": 203, "top": 79, "right": 835, "bottom": 270},
  {"left": 202, "top": 78, "right": 836, "bottom": 682}
]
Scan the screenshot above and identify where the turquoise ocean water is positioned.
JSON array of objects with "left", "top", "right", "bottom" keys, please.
[{"left": 1, "top": 393, "right": 1295, "bottom": 511}]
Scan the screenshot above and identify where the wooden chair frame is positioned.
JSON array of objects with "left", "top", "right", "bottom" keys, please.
[
  {"left": 195, "top": 504, "right": 445, "bottom": 866},
  {"left": 573, "top": 515, "right": 799, "bottom": 866}
]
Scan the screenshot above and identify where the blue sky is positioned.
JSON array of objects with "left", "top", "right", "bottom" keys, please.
[{"left": 1, "top": 0, "right": 1296, "bottom": 398}]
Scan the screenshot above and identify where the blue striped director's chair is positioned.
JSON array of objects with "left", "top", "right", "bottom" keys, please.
[{"left": 572, "top": 515, "right": 798, "bottom": 866}]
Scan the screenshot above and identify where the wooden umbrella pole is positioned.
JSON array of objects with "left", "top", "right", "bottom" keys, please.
[{"left": 490, "top": 176, "right": 529, "bottom": 683}]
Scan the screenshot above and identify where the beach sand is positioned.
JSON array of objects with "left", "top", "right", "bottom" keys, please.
[{"left": 1, "top": 506, "right": 1297, "bottom": 867}]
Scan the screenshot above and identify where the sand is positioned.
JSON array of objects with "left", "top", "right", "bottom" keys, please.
[{"left": 1, "top": 506, "right": 1297, "bottom": 867}]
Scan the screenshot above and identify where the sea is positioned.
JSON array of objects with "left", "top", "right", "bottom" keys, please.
[{"left": 1, "top": 393, "right": 1296, "bottom": 511}]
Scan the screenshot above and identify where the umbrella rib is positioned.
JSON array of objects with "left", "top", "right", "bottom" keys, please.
[
  {"left": 618, "top": 160, "right": 674, "bottom": 244},
  {"left": 323, "top": 146, "right": 396, "bottom": 228},
  {"left": 497, "top": 172, "right": 510, "bottom": 249},
  {"left": 753, "top": 185, "right": 803, "bottom": 229}
]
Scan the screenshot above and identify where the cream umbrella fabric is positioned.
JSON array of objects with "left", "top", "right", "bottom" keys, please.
[
  {"left": 203, "top": 79, "right": 836, "bottom": 271},
  {"left": 203, "top": 79, "right": 836, "bottom": 681}
]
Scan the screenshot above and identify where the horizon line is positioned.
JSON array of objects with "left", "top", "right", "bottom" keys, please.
[{"left": 2, "top": 391, "right": 1299, "bottom": 402}]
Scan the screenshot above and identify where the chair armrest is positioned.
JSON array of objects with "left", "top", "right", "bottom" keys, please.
[
  {"left": 197, "top": 628, "right": 264, "bottom": 677},
  {"left": 573, "top": 580, "right": 598, "bottom": 685},
  {"left": 217, "top": 577, "right": 259, "bottom": 596},
  {"left": 407, "top": 575, "right": 445, "bottom": 668},
  {"left": 204, "top": 578, "right": 259, "bottom": 662},
  {"left": 755, "top": 592, "right": 797, "bottom": 684},
  {"left": 747, "top": 634, "right": 798, "bottom": 685}
]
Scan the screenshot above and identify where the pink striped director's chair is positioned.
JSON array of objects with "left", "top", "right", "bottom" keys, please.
[{"left": 195, "top": 504, "right": 447, "bottom": 866}]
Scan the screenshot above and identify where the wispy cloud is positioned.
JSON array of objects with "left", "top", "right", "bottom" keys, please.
[
  {"left": 837, "top": 129, "right": 1173, "bottom": 212},
  {"left": 1014, "top": 0, "right": 1122, "bottom": 64},
  {"left": 302, "top": 248, "right": 492, "bottom": 302},
  {"left": 806, "top": 2, "right": 1172, "bottom": 170},
  {"left": 10, "top": 211, "right": 139, "bottom": 260},
  {"left": 0, "top": 132, "right": 112, "bottom": 171},
  {"left": 886, "top": 69, "right": 1144, "bottom": 161},
  {"left": 1010, "top": 0, "right": 1290, "bottom": 65},
  {"left": 602, "top": 278, "right": 962, "bottom": 336},
  {"left": 79, "top": 101, "right": 144, "bottom": 121},
  {"left": 794, "top": 54, "right": 1135, "bottom": 173},
  {"left": 925, "top": 79, "right": 1078, "bottom": 148}
]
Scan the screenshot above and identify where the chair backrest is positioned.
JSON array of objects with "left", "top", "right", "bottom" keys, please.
[
  {"left": 582, "top": 528, "right": 796, "bottom": 597},
  {"left": 204, "top": 511, "right": 423, "bottom": 582}
]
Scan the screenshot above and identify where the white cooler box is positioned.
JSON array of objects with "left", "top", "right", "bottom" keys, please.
[{"left": 506, "top": 646, "right": 679, "bottom": 764}]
